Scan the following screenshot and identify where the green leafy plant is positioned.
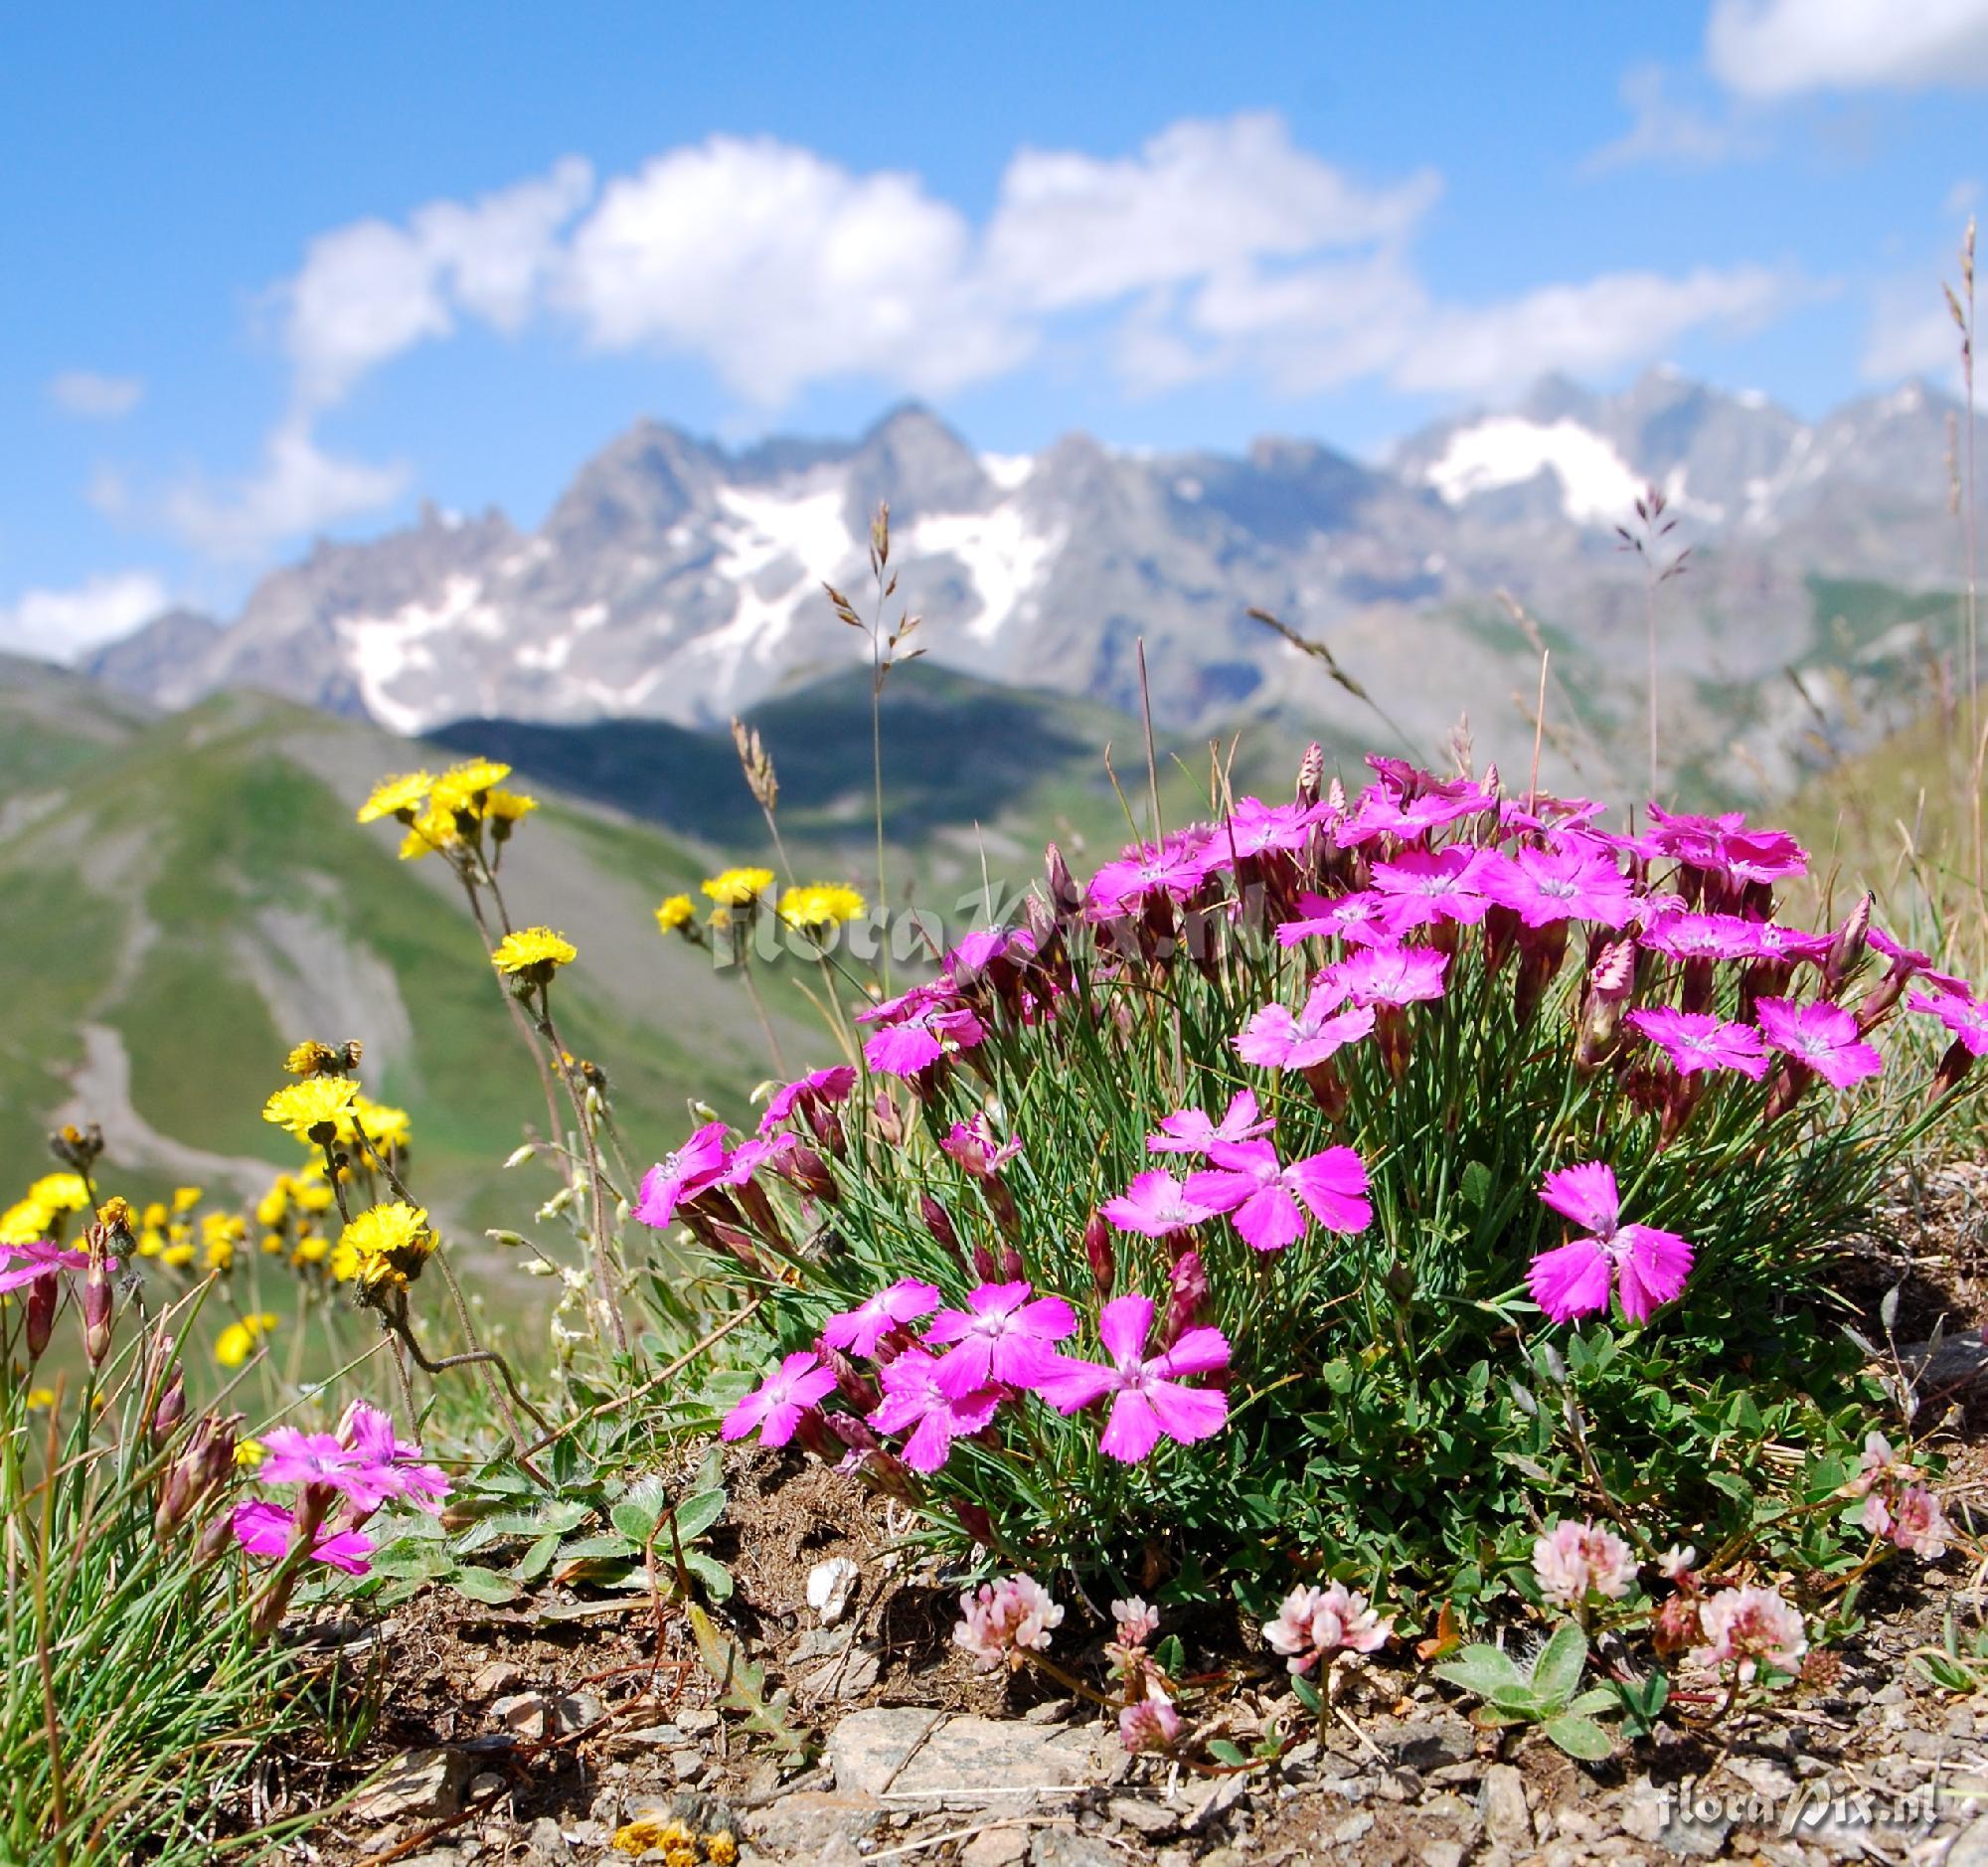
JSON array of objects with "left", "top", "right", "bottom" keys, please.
[{"left": 1434, "top": 1624, "right": 1618, "bottom": 1760}]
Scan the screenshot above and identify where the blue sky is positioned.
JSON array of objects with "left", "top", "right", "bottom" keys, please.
[{"left": 3, "top": 0, "right": 1984, "bottom": 654}]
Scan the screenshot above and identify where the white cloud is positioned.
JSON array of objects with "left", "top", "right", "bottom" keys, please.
[
  {"left": 1584, "top": 66, "right": 1762, "bottom": 174},
  {"left": 268, "top": 115, "right": 1774, "bottom": 421},
  {"left": 983, "top": 113, "right": 1438, "bottom": 312},
  {"left": 1708, "top": 0, "right": 1988, "bottom": 96},
  {"left": 1389, "top": 266, "right": 1804, "bottom": 396},
  {"left": 160, "top": 417, "right": 412, "bottom": 561},
  {"left": 285, "top": 157, "right": 593, "bottom": 405},
  {"left": 0, "top": 570, "right": 169, "bottom": 660},
  {"left": 48, "top": 371, "right": 144, "bottom": 419},
  {"left": 1109, "top": 255, "right": 1806, "bottom": 402},
  {"left": 564, "top": 137, "right": 1019, "bottom": 404}
]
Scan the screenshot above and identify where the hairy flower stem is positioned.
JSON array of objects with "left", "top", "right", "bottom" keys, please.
[
  {"left": 348, "top": 1118, "right": 538, "bottom": 1456},
  {"left": 385, "top": 1287, "right": 556, "bottom": 1440},
  {"left": 456, "top": 871, "right": 568, "bottom": 1151},
  {"left": 534, "top": 994, "right": 631, "bottom": 1359}
]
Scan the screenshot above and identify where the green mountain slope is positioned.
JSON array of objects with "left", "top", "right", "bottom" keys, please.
[{"left": 0, "top": 678, "right": 825, "bottom": 1237}]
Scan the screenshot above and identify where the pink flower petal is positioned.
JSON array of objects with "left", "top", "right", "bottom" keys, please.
[
  {"left": 1233, "top": 1184, "right": 1306, "bottom": 1253},
  {"left": 1097, "top": 1294, "right": 1155, "bottom": 1367},
  {"left": 1539, "top": 1162, "right": 1620, "bottom": 1237},
  {"left": 1100, "top": 1390, "right": 1163, "bottom": 1462},
  {"left": 1145, "top": 1379, "right": 1229, "bottom": 1445},
  {"left": 1528, "top": 1238, "right": 1614, "bottom": 1322},
  {"left": 1614, "top": 1225, "right": 1693, "bottom": 1321}
]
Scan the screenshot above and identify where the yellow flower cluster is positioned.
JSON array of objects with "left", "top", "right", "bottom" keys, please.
[
  {"left": 701, "top": 867, "right": 775, "bottom": 908},
  {"left": 655, "top": 894, "right": 697, "bottom": 934},
  {"left": 215, "top": 1312, "right": 278, "bottom": 1369},
  {"left": 778, "top": 882, "right": 868, "bottom": 933},
  {"left": 364, "top": 758, "right": 541, "bottom": 862},
  {"left": 609, "top": 1815, "right": 737, "bottom": 1863},
  {"left": 332, "top": 1201, "right": 435, "bottom": 1289},
  {"left": 491, "top": 927, "right": 578, "bottom": 978},
  {"left": 253, "top": 1161, "right": 340, "bottom": 1270},
  {"left": 0, "top": 1172, "right": 90, "bottom": 1244},
  {"left": 132, "top": 1186, "right": 249, "bottom": 1272},
  {"left": 337, "top": 1094, "right": 413, "bottom": 1153}
]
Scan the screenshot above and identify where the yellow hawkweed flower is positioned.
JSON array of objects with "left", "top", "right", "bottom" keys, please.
[
  {"left": 162, "top": 1241, "right": 195, "bottom": 1270},
  {"left": 0, "top": 1199, "right": 52, "bottom": 1245},
  {"left": 203, "top": 1237, "right": 235, "bottom": 1273},
  {"left": 334, "top": 1201, "right": 435, "bottom": 1289},
  {"left": 357, "top": 769, "right": 434, "bottom": 823},
  {"left": 655, "top": 894, "right": 696, "bottom": 934},
  {"left": 25, "top": 1388, "right": 55, "bottom": 1412},
  {"left": 30, "top": 1174, "right": 90, "bottom": 1214},
  {"left": 262, "top": 1078, "right": 358, "bottom": 1142},
  {"left": 484, "top": 788, "right": 538, "bottom": 823},
  {"left": 256, "top": 1180, "right": 291, "bottom": 1228},
  {"left": 610, "top": 1817, "right": 697, "bottom": 1857},
  {"left": 95, "top": 1194, "right": 134, "bottom": 1235},
  {"left": 705, "top": 1833, "right": 739, "bottom": 1866},
  {"left": 215, "top": 1313, "right": 277, "bottom": 1368},
  {"left": 664, "top": 1850, "right": 696, "bottom": 1867},
  {"left": 431, "top": 759, "right": 512, "bottom": 815},
  {"left": 398, "top": 801, "right": 462, "bottom": 861},
  {"left": 283, "top": 1040, "right": 346, "bottom": 1077},
  {"left": 778, "top": 883, "right": 868, "bottom": 933},
  {"left": 490, "top": 927, "right": 578, "bottom": 978},
  {"left": 136, "top": 1227, "right": 166, "bottom": 1258},
  {"left": 340, "top": 1096, "right": 412, "bottom": 1151},
  {"left": 170, "top": 1185, "right": 202, "bottom": 1214},
  {"left": 292, "top": 1233, "right": 329, "bottom": 1266},
  {"left": 234, "top": 1438, "right": 265, "bottom": 1471},
  {"left": 260, "top": 1232, "right": 285, "bottom": 1255},
  {"left": 701, "top": 866, "right": 775, "bottom": 908}
]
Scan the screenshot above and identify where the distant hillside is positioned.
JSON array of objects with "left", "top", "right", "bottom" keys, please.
[
  {"left": 430, "top": 660, "right": 1326, "bottom": 888},
  {"left": 0, "top": 667, "right": 825, "bottom": 1241}
]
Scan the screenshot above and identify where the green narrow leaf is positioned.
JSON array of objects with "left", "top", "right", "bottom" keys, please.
[
  {"left": 672, "top": 1486, "right": 728, "bottom": 1545},
  {"left": 516, "top": 1531, "right": 561, "bottom": 1582},
  {"left": 445, "top": 1565, "right": 523, "bottom": 1606},
  {"left": 1541, "top": 1713, "right": 1614, "bottom": 1761},
  {"left": 1530, "top": 1623, "right": 1589, "bottom": 1707}
]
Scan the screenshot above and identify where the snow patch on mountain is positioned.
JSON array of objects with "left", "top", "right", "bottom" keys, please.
[
  {"left": 903, "top": 503, "right": 1067, "bottom": 642},
  {"left": 341, "top": 574, "right": 501, "bottom": 735},
  {"left": 1421, "top": 417, "right": 1644, "bottom": 526}
]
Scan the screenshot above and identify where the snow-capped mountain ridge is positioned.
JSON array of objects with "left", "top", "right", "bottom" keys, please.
[{"left": 86, "top": 374, "right": 1982, "bottom": 789}]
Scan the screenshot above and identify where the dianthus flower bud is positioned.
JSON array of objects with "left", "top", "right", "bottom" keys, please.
[
  {"left": 25, "top": 1273, "right": 57, "bottom": 1362},
  {"left": 919, "top": 1193, "right": 966, "bottom": 1270},
  {"left": 83, "top": 1253, "right": 113, "bottom": 1368},
  {"left": 1826, "top": 892, "right": 1873, "bottom": 994},
  {"left": 956, "top": 1501, "right": 996, "bottom": 1548},
  {"left": 1934, "top": 1037, "right": 1976, "bottom": 1101},
  {"left": 1160, "top": 1250, "right": 1210, "bottom": 1350},
  {"left": 1044, "top": 842, "right": 1081, "bottom": 920},
  {"left": 152, "top": 1364, "right": 186, "bottom": 1442},
  {"left": 1083, "top": 1212, "right": 1115, "bottom": 1300},
  {"left": 820, "top": 1343, "right": 879, "bottom": 1413}
]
